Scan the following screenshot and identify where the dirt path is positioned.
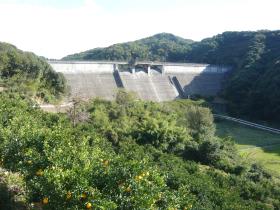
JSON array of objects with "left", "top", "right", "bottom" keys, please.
[{"left": 39, "top": 102, "right": 72, "bottom": 112}]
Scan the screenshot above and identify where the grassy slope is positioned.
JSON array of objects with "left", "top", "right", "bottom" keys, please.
[{"left": 215, "top": 120, "right": 280, "bottom": 177}]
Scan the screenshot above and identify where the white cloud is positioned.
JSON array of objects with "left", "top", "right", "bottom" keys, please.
[{"left": 0, "top": 0, "right": 279, "bottom": 59}]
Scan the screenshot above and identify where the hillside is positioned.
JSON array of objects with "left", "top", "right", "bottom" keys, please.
[
  {"left": 0, "top": 42, "right": 67, "bottom": 102},
  {"left": 186, "top": 31, "right": 280, "bottom": 121},
  {"left": 63, "top": 31, "right": 280, "bottom": 121},
  {"left": 62, "top": 33, "right": 194, "bottom": 62}
]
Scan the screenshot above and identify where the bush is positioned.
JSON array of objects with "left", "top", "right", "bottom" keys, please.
[
  {"left": 0, "top": 94, "right": 279, "bottom": 209},
  {"left": 0, "top": 168, "right": 28, "bottom": 210}
]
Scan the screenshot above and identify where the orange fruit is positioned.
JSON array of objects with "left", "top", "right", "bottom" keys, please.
[
  {"left": 125, "top": 187, "right": 131, "bottom": 192},
  {"left": 36, "top": 169, "right": 43, "bottom": 176},
  {"left": 42, "top": 197, "right": 48, "bottom": 205},
  {"left": 81, "top": 192, "right": 87, "bottom": 199},
  {"left": 66, "top": 191, "right": 72, "bottom": 200},
  {"left": 86, "top": 202, "right": 92, "bottom": 209},
  {"left": 103, "top": 160, "right": 109, "bottom": 167}
]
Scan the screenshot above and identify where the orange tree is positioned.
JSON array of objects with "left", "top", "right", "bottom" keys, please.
[
  {"left": 1, "top": 93, "right": 280, "bottom": 209},
  {"left": 0, "top": 94, "right": 195, "bottom": 209}
]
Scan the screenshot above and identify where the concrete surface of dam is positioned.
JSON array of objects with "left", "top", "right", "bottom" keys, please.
[{"left": 49, "top": 61, "right": 230, "bottom": 101}]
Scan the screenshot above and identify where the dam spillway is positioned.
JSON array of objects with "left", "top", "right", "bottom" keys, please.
[
  {"left": 49, "top": 61, "right": 230, "bottom": 101},
  {"left": 118, "top": 71, "right": 179, "bottom": 101}
]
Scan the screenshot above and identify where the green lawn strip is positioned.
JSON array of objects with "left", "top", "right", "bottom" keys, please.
[
  {"left": 215, "top": 119, "right": 280, "bottom": 177},
  {"left": 240, "top": 145, "right": 280, "bottom": 178}
]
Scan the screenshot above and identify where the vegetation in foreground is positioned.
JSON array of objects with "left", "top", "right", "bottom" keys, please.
[
  {"left": 216, "top": 119, "right": 280, "bottom": 177},
  {"left": 0, "top": 92, "right": 280, "bottom": 209}
]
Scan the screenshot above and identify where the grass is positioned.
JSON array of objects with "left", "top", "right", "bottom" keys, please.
[
  {"left": 240, "top": 146, "right": 280, "bottom": 176},
  {"left": 215, "top": 119, "right": 280, "bottom": 177}
]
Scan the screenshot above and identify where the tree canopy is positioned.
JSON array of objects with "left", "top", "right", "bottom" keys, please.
[
  {"left": 186, "top": 31, "right": 280, "bottom": 121},
  {"left": 0, "top": 92, "right": 280, "bottom": 209},
  {"left": 62, "top": 33, "right": 194, "bottom": 62},
  {"left": 0, "top": 42, "right": 67, "bottom": 102}
]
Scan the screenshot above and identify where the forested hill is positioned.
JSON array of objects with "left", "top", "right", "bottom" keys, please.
[
  {"left": 186, "top": 31, "right": 280, "bottom": 121},
  {"left": 63, "top": 31, "right": 280, "bottom": 121},
  {"left": 0, "top": 42, "right": 67, "bottom": 102},
  {"left": 62, "top": 33, "right": 194, "bottom": 62}
]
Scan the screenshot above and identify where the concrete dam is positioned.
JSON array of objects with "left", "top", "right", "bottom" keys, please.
[{"left": 49, "top": 61, "right": 230, "bottom": 102}]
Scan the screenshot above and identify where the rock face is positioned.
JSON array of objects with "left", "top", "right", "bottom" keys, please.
[{"left": 49, "top": 61, "right": 230, "bottom": 101}]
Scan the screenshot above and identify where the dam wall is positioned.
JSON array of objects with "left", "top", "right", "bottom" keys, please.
[
  {"left": 119, "top": 71, "right": 179, "bottom": 101},
  {"left": 171, "top": 73, "right": 224, "bottom": 97},
  {"left": 63, "top": 73, "right": 118, "bottom": 100},
  {"left": 50, "top": 62, "right": 114, "bottom": 74},
  {"left": 164, "top": 64, "right": 229, "bottom": 74},
  {"left": 49, "top": 61, "right": 230, "bottom": 101}
]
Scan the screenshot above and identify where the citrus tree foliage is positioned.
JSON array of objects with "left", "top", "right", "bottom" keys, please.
[
  {"left": 0, "top": 42, "right": 67, "bottom": 102},
  {"left": 0, "top": 167, "right": 27, "bottom": 210},
  {"left": 0, "top": 92, "right": 279, "bottom": 209}
]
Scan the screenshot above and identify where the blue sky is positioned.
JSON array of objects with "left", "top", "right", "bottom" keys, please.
[{"left": 0, "top": 0, "right": 279, "bottom": 58}]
